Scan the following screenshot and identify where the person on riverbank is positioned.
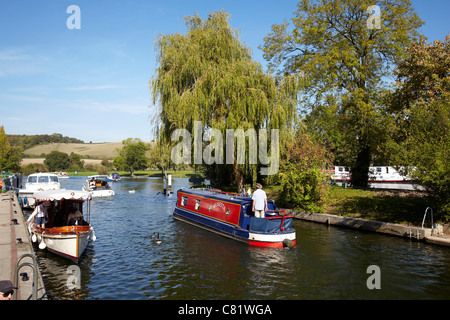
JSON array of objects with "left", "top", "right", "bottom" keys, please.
[
  {"left": 252, "top": 183, "right": 268, "bottom": 218},
  {"left": 0, "top": 280, "right": 17, "bottom": 300},
  {"left": 26, "top": 201, "right": 50, "bottom": 228}
]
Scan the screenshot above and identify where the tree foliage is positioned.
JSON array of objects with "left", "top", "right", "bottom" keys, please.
[
  {"left": 44, "top": 151, "right": 70, "bottom": 171},
  {"left": 7, "top": 133, "right": 84, "bottom": 150},
  {"left": 0, "top": 126, "right": 22, "bottom": 172},
  {"left": 261, "top": 0, "right": 423, "bottom": 187},
  {"left": 114, "top": 138, "right": 149, "bottom": 176},
  {"left": 388, "top": 36, "right": 450, "bottom": 219},
  {"left": 151, "top": 10, "right": 299, "bottom": 189},
  {"left": 278, "top": 132, "right": 334, "bottom": 212}
]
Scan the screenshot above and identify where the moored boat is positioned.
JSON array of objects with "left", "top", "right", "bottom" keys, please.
[
  {"left": 173, "top": 188, "right": 296, "bottom": 247},
  {"left": 107, "top": 172, "right": 121, "bottom": 182},
  {"left": 329, "top": 166, "right": 415, "bottom": 184},
  {"left": 82, "top": 175, "right": 115, "bottom": 197},
  {"left": 27, "top": 190, "right": 96, "bottom": 263},
  {"left": 18, "top": 173, "right": 61, "bottom": 208}
]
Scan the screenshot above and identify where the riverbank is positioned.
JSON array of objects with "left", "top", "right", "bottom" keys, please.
[
  {"left": 265, "top": 185, "right": 450, "bottom": 247},
  {"left": 283, "top": 209, "right": 450, "bottom": 247}
]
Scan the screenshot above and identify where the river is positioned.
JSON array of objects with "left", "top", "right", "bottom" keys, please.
[{"left": 27, "top": 176, "right": 450, "bottom": 300}]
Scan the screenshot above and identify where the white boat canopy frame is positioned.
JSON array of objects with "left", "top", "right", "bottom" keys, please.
[{"left": 33, "top": 190, "right": 92, "bottom": 201}]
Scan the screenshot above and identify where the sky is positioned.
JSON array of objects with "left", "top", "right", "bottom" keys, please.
[{"left": 0, "top": 0, "right": 448, "bottom": 143}]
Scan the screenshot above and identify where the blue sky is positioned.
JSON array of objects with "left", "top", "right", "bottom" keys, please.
[{"left": 0, "top": 0, "right": 448, "bottom": 143}]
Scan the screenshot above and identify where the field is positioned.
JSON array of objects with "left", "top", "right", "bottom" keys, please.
[{"left": 23, "top": 142, "right": 124, "bottom": 159}]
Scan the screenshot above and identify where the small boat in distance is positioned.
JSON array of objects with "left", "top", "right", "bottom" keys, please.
[
  {"left": 82, "top": 175, "right": 115, "bottom": 197},
  {"left": 27, "top": 189, "right": 96, "bottom": 263},
  {"left": 107, "top": 172, "right": 121, "bottom": 182},
  {"left": 173, "top": 188, "right": 296, "bottom": 247},
  {"left": 57, "top": 172, "right": 70, "bottom": 179},
  {"left": 18, "top": 173, "right": 61, "bottom": 208}
]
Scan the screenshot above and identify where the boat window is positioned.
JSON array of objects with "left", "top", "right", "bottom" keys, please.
[
  {"left": 195, "top": 199, "right": 201, "bottom": 210},
  {"left": 28, "top": 176, "right": 37, "bottom": 183},
  {"left": 181, "top": 196, "right": 188, "bottom": 206},
  {"left": 377, "top": 167, "right": 382, "bottom": 173},
  {"left": 386, "top": 167, "right": 389, "bottom": 173},
  {"left": 38, "top": 176, "right": 48, "bottom": 183},
  {"left": 49, "top": 176, "right": 58, "bottom": 182},
  {"left": 339, "top": 167, "right": 343, "bottom": 172}
]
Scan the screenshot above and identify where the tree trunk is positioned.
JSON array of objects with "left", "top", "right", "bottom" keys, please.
[{"left": 351, "top": 144, "right": 371, "bottom": 188}]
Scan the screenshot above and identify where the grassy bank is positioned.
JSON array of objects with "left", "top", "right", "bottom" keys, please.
[
  {"left": 322, "top": 187, "right": 431, "bottom": 227},
  {"left": 263, "top": 185, "right": 432, "bottom": 228}
]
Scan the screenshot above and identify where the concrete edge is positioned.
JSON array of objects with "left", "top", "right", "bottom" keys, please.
[
  {"left": 283, "top": 209, "right": 450, "bottom": 247},
  {"left": 10, "top": 192, "right": 47, "bottom": 300}
]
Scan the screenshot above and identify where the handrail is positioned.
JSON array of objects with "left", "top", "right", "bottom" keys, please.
[
  {"left": 13, "top": 254, "right": 39, "bottom": 300},
  {"left": 421, "top": 207, "right": 434, "bottom": 230}
]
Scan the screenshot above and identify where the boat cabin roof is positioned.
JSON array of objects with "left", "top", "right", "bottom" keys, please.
[
  {"left": 88, "top": 175, "right": 108, "bottom": 179},
  {"left": 33, "top": 189, "right": 92, "bottom": 201},
  {"left": 179, "top": 188, "right": 253, "bottom": 205}
]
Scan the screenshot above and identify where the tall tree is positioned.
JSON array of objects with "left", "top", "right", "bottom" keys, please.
[
  {"left": 388, "top": 35, "right": 450, "bottom": 219},
  {"left": 44, "top": 151, "right": 70, "bottom": 172},
  {"left": 117, "top": 138, "right": 149, "bottom": 177},
  {"left": 0, "top": 126, "right": 22, "bottom": 172},
  {"left": 261, "top": 0, "right": 423, "bottom": 187},
  {"left": 151, "top": 10, "right": 299, "bottom": 189}
]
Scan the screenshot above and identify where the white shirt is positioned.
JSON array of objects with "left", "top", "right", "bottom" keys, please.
[
  {"left": 27, "top": 203, "right": 47, "bottom": 223},
  {"left": 252, "top": 189, "right": 267, "bottom": 211}
]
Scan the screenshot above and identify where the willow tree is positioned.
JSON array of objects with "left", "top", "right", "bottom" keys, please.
[
  {"left": 261, "top": 0, "right": 423, "bottom": 187},
  {"left": 151, "top": 10, "right": 299, "bottom": 189}
]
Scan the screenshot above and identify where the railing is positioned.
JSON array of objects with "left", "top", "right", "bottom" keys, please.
[
  {"left": 13, "top": 254, "right": 39, "bottom": 300},
  {"left": 421, "top": 207, "right": 434, "bottom": 230}
]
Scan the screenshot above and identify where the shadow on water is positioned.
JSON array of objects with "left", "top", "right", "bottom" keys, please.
[{"left": 31, "top": 176, "right": 450, "bottom": 300}]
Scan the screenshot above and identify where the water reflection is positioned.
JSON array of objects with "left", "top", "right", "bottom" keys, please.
[{"left": 29, "top": 176, "right": 450, "bottom": 300}]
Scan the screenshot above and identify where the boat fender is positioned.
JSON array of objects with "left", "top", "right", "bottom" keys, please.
[
  {"left": 91, "top": 231, "right": 97, "bottom": 242},
  {"left": 23, "top": 196, "right": 28, "bottom": 206},
  {"left": 31, "top": 233, "right": 37, "bottom": 243},
  {"left": 39, "top": 235, "right": 46, "bottom": 250},
  {"left": 282, "top": 239, "right": 294, "bottom": 248}
]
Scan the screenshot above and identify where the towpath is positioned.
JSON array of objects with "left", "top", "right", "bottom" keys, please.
[{"left": 0, "top": 192, "right": 45, "bottom": 300}]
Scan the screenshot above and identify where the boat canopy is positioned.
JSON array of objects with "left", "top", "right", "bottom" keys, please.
[
  {"left": 87, "top": 175, "right": 108, "bottom": 180},
  {"left": 33, "top": 190, "right": 92, "bottom": 201}
]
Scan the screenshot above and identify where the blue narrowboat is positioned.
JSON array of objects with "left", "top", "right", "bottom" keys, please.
[{"left": 173, "top": 188, "right": 296, "bottom": 247}]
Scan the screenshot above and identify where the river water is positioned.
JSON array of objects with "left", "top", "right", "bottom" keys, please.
[{"left": 28, "top": 176, "right": 450, "bottom": 300}]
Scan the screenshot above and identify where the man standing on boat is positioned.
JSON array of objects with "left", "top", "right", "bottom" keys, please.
[
  {"left": 252, "top": 183, "right": 268, "bottom": 218},
  {"left": 26, "top": 201, "right": 50, "bottom": 228}
]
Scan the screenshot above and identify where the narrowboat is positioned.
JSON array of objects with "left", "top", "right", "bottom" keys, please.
[
  {"left": 173, "top": 188, "right": 296, "bottom": 247},
  {"left": 27, "top": 190, "right": 96, "bottom": 263}
]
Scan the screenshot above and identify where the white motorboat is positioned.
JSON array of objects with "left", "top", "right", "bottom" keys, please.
[
  {"left": 18, "top": 173, "right": 61, "bottom": 208},
  {"left": 82, "top": 175, "right": 115, "bottom": 197},
  {"left": 57, "top": 171, "right": 70, "bottom": 179},
  {"left": 27, "top": 190, "right": 96, "bottom": 263}
]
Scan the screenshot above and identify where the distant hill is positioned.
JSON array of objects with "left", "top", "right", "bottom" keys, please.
[
  {"left": 23, "top": 142, "right": 124, "bottom": 159},
  {"left": 7, "top": 133, "right": 84, "bottom": 150}
]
